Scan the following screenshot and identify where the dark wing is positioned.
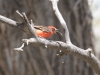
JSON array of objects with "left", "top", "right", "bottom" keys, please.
[{"left": 34, "top": 25, "right": 52, "bottom": 33}]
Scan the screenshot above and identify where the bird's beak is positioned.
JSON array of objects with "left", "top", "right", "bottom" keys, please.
[
  {"left": 55, "top": 29, "right": 59, "bottom": 32},
  {"left": 56, "top": 29, "right": 63, "bottom": 36}
]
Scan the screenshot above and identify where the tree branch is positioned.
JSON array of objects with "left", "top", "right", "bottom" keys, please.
[
  {"left": 22, "top": 38, "right": 100, "bottom": 75},
  {"left": 50, "top": 0, "right": 70, "bottom": 43},
  {"left": 21, "top": 12, "right": 39, "bottom": 42},
  {"left": 49, "top": 0, "right": 100, "bottom": 74},
  {"left": 0, "top": 14, "right": 32, "bottom": 35}
]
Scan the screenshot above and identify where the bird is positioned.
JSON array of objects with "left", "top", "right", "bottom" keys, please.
[{"left": 33, "top": 25, "right": 62, "bottom": 38}]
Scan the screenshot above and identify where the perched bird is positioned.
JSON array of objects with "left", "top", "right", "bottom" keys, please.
[{"left": 34, "top": 25, "right": 61, "bottom": 38}]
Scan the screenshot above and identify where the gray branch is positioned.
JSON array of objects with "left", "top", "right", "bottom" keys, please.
[
  {"left": 0, "top": 14, "right": 33, "bottom": 35},
  {"left": 50, "top": 0, "right": 70, "bottom": 43},
  {"left": 21, "top": 12, "right": 40, "bottom": 42},
  {"left": 49, "top": 0, "right": 100, "bottom": 74},
  {"left": 22, "top": 38, "right": 100, "bottom": 75}
]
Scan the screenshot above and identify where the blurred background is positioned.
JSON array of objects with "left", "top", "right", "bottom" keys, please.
[
  {"left": 0, "top": 0, "right": 100, "bottom": 75},
  {"left": 88, "top": 0, "right": 100, "bottom": 59}
]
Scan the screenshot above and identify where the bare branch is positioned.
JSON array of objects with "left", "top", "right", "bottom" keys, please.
[
  {"left": 16, "top": 10, "right": 23, "bottom": 18},
  {"left": 21, "top": 13, "right": 39, "bottom": 42},
  {"left": 14, "top": 43, "right": 25, "bottom": 51},
  {"left": 50, "top": 0, "right": 70, "bottom": 43},
  {"left": 22, "top": 38, "right": 100, "bottom": 75},
  {"left": 0, "top": 14, "right": 31, "bottom": 35},
  {"left": 0, "top": 15, "right": 18, "bottom": 27},
  {"left": 0, "top": 11, "right": 39, "bottom": 42},
  {"left": 49, "top": 0, "right": 100, "bottom": 74}
]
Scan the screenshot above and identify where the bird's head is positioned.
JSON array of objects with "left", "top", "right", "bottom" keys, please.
[
  {"left": 48, "top": 26, "right": 63, "bottom": 36},
  {"left": 48, "top": 26, "right": 58, "bottom": 33}
]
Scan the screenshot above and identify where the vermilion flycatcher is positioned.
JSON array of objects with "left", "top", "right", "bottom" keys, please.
[{"left": 34, "top": 25, "right": 59, "bottom": 38}]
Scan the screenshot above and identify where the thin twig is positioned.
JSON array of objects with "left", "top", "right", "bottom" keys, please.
[
  {"left": 16, "top": 10, "right": 23, "bottom": 18},
  {"left": 14, "top": 43, "right": 25, "bottom": 51},
  {"left": 22, "top": 13, "right": 40, "bottom": 42}
]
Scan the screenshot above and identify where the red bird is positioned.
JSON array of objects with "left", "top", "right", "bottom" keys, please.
[{"left": 34, "top": 26, "right": 59, "bottom": 38}]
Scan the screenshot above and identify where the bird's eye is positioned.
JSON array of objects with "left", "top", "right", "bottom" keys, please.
[{"left": 52, "top": 28, "right": 55, "bottom": 31}]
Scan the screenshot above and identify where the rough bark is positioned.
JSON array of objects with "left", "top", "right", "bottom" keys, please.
[{"left": 0, "top": 0, "right": 95, "bottom": 75}]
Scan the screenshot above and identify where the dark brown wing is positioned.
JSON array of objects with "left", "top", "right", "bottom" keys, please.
[{"left": 34, "top": 25, "right": 52, "bottom": 33}]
